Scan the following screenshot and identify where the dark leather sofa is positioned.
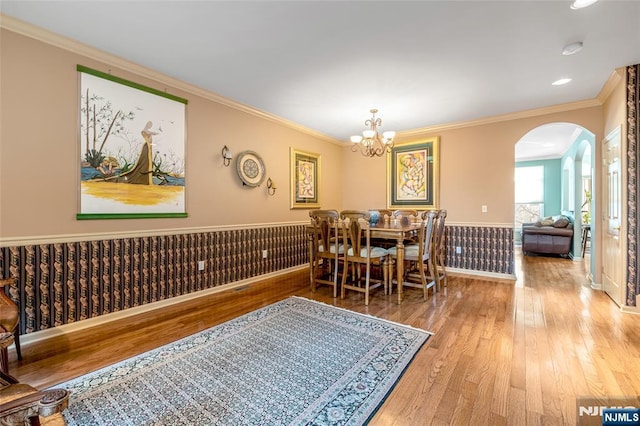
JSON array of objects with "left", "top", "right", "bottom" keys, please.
[{"left": 522, "top": 215, "right": 574, "bottom": 256}]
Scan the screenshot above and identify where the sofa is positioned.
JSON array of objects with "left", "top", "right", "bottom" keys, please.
[{"left": 522, "top": 215, "right": 574, "bottom": 256}]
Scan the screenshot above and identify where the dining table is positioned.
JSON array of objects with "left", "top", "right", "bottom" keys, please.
[
  {"left": 369, "top": 218, "right": 422, "bottom": 304},
  {"left": 306, "top": 217, "right": 421, "bottom": 304}
]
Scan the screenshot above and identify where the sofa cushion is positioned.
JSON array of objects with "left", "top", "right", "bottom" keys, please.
[
  {"left": 552, "top": 215, "right": 570, "bottom": 228},
  {"left": 536, "top": 216, "right": 554, "bottom": 226},
  {"left": 522, "top": 225, "right": 574, "bottom": 237}
]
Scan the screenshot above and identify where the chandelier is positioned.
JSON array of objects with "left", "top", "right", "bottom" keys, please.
[{"left": 350, "top": 109, "right": 396, "bottom": 157}]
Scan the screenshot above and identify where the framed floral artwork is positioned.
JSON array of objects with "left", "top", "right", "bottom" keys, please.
[
  {"left": 290, "top": 148, "right": 321, "bottom": 209},
  {"left": 387, "top": 137, "right": 439, "bottom": 209}
]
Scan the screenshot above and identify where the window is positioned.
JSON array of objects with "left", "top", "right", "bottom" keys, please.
[
  {"left": 515, "top": 166, "right": 544, "bottom": 203},
  {"left": 514, "top": 166, "right": 544, "bottom": 239}
]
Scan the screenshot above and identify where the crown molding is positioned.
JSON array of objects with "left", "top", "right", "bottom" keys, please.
[
  {"left": 0, "top": 14, "right": 342, "bottom": 146},
  {"left": 2, "top": 14, "right": 612, "bottom": 149},
  {"left": 398, "top": 98, "right": 602, "bottom": 139},
  {"left": 596, "top": 68, "right": 624, "bottom": 104}
]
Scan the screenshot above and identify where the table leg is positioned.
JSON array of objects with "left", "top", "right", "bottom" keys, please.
[
  {"left": 307, "top": 233, "right": 315, "bottom": 291},
  {"left": 396, "top": 239, "right": 405, "bottom": 304}
]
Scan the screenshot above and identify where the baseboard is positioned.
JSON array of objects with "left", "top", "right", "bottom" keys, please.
[
  {"left": 15, "top": 265, "right": 308, "bottom": 348},
  {"left": 621, "top": 305, "right": 640, "bottom": 315},
  {"left": 590, "top": 281, "right": 603, "bottom": 290},
  {"left": 447, "top": 267, "right": 517, "bottom": 282}
]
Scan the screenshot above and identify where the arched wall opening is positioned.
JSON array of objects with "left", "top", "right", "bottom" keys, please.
[{"left": 515, "top": 123, "right": 595, "bottom": 271}]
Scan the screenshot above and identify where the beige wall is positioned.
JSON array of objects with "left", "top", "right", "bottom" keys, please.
[
  {"left": 0, "top": 25, "right": 609, "bottom": 241},
  {"left": 343, "top": 107, "right": 604, "bottom": 225},
  {"left": 0, "top": 29, "right": 343, "bottom": 240},
  {"left": 602, "top": 69, "right": 627, "bottom": 139}
]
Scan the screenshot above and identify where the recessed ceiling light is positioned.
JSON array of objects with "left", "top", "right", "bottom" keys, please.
[
  {"left": 562, "top": 41, "right": 584, "bottom": 55},
  {"left": 570, "top": 0, "right": 599, "bottom": 9},
  {"left": 552, "top": 78, "right": 573, "bottom": 86}
]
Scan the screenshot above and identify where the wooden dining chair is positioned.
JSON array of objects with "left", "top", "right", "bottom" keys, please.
[
  {"left": 432, "top": 209, "right": 448, "bottom": 289},
  {"left": 392, "top": 209, "right": 419, "bottom": 224},
  {"left": 0, "top": 278, "right": 21, "bottom": 370},
  {"left": 339, "top": 210, "right": 389, "bottom": 305},
  {"left": 392, "top": 209, "right": 420, "bottom": 242},
  {"left": 365, "top": 209, "right": 394, "bottom": 249},
  {"left": 387, "top": 210, "right": 438, "bottom": 300},
  {"left": 371, "top": 209, "right": 393, "bottom": 223},
  {"left": 309, "top": 210, "right": 343, "bottom": 298}
]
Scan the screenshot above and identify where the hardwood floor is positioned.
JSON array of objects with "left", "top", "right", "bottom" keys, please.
[{"left": 7, "top": 252, "right": 640, "bottom": 425}]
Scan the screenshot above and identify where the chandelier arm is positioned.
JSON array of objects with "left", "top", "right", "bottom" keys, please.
[{"left": 350, "top": 109, "right": 394, "bottom": 158}]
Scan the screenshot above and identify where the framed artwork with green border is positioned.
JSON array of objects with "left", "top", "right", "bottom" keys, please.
[
  {"left": 77, "top": 65, "right": 188, "bottom": 220},
  {"left": 290, "top": 148, "right": 321, "bottom": 209},
  {"left": 387, "top": 137, "right": 439, "bottom": 209}
]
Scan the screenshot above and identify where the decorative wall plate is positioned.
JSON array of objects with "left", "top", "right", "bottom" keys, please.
[{"left": 236, "top": 150, "right": 266, "bottom": 187}]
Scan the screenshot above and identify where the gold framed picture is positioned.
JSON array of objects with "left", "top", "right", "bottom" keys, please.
[
  {"left": 290, "top": 148, "right": 321, "bottom": 209},
  {"left": 387, "top": 137, "right": 439, "bottom": 209}
]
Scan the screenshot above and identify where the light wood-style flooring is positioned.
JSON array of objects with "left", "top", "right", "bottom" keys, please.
[{"left": 7, "top": 252, "right": 640, "bottom": 425}]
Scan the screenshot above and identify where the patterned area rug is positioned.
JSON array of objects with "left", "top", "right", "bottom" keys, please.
[{"left": 56, "top": 297, "right": 431, "bottom": 425}]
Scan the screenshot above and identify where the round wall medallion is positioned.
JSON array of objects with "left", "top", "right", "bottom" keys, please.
[{"left": 236, "top": 150, "right": 266, "bottom": 187}]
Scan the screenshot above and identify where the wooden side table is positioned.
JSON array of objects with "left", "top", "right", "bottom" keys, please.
[{"left": 581, "top": 225, "right": 591, "bottom": 257}]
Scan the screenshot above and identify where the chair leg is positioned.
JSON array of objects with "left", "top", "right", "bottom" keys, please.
[
  {"left": 439, "top": 254, "right": 448, "bottom": 287},
  {"left": 14, "top": 329, "right": 21, "bottom": 361},
  {"left": 0, "top": 347, "right": 8, "bottom": 374},
  {"left": 331, "top": 259, "right": 339, "bottom": 298},
  {"left": 310, "top": 259, "right": 318, "bottom": 293},
  {"left": 364, "top": 262, "right": 371, "bottom": 306},
  {"left": 341, "top": 260, "right": 348, "bottom": 300},
  {"left": 383, "top": 259, "right": 389, "bottom": 295},
  {"left": 419, "top": 265, "right": 428, "bottom": 301},
  {"left": 388, "top": 259, "right": 394, "bottom": 295}
]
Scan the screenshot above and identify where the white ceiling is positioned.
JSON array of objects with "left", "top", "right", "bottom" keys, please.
[
  {"left": 516, "top": 122, "right": 586, "bottom": 162},
  {"left": 2, "top": 1, "right": 639, "bottom": 161}
]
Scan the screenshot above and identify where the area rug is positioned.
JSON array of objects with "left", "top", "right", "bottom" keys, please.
[{"left": 55, "top": 296, "right": 431, "bottom": 425}]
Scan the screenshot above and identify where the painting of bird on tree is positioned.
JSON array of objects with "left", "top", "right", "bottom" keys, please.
[{"left": 77, "top": 66, "right": 187, "bottom": 219}]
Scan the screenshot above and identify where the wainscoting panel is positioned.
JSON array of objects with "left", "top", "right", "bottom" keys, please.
[
  {"left": 444, "top": 225, "right": 514, "bottom": 275},
  {"left": 0, "top": 223, "right": 513, "bottom": 335},
  {"left": 626, "top": 64, "right": 639, "bottom": 306},
  {"left": 0, "top": 225, "right": 308, "bottom": 335}
]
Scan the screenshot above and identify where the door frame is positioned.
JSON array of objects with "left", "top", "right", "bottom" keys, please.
[{"left": 601, "top": 125, "right": 625, "bottom": 306}]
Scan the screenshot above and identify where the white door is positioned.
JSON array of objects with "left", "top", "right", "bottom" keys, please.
[{"left": 602, "top": 127, "right": 623, "bottom": 306}]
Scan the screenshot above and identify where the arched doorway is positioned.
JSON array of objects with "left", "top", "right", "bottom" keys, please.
[{"left": 514, "top": 123, "right": 595, "bottom": 270}]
